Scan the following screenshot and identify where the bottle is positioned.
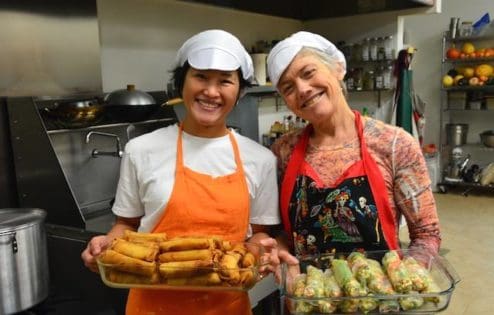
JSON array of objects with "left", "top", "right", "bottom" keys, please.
[
  {"left": 375, "top": 66, "right": 384, "bottom": 90},
  {"left": 363, "top": 70, "right": 375, "bottom": 90},
  {"left": 383, "top": 65, "right": 393, "bottom": 89},
  {"left": 354, "top": 68, "right": 363, "bottom": 91},
  {"left": 377, "top": 37, "right": 385, "bottom": 60},
  {"left": 384, "top": 36, "right": 394, "bottom": 60},
  {"left": 346, "top": 68, "right": 355, "bottom": 91},
  {"left": 369, "top": 37, "right": 378, "bottom": 61},
  {"left": 361, "top": 38, "right": 370, "bottom": 61}
]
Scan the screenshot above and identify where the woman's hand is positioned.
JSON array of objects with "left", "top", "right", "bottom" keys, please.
[
  {"left": 259, "top": 238, "right": 300, "bottom": 284},
  {"left": 81, "top": 235, "right": 111, "bottom": 273}
]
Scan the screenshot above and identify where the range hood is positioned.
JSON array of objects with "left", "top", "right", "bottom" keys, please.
[
  {"left": 0, "top": 0, "right": 102, "bottom": 97},
  {"left": 180, "top": 0, "right": 435, "bottom": 20}
]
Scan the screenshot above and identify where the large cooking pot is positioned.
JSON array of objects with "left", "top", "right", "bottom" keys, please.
[
  {"left": 480, "top": 130, "right": 494, "bottom": 148},
  {"left": 0, "top": 208, "right": 49, "bottom": 314},
  {"left": 104, "top": 84, "right": 158, "bottom": 122},
  {"left": 42, "top": 98, "right": 105, "bottom": 128}
]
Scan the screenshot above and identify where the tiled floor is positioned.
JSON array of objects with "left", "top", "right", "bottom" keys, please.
[{"left": 400, "top": 191, "right": 494, "bottom": 315}]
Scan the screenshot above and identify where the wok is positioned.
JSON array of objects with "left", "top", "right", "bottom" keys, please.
[
  {"left": 42, "top": 98, "right": 105, "bottom": 128},
  {"left": 104, "top": 85, "right": 158, "bottom": 122}
]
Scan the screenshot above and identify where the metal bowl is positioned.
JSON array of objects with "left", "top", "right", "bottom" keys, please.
[{"left": 480, "top": 130, "right": 494, "bottom": 148}]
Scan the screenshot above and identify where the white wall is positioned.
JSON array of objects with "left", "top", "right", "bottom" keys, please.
[
  {"left": 97, "top": 0, "right": 301, "bottom": 93},
  {"left": 401, "top": 0, "right": 493, "bottom": 146}
]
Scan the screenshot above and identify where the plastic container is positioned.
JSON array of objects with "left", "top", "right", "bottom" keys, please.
[
  {"left": 281, "top": 249, "right": 459, "bottom": 315},
  {"left": 97, "top": 241, "right": 264, "bottom": 291}
]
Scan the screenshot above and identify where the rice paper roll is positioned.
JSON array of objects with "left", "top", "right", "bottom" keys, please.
[
  {"left": 402, "top": 256, "right": 433, "bottom": 292},
  {"left": 331, "top": 259, "right": 366, "bottom": 297},
  {"left": 322, "top": 269, "right": 342, "bottom": 298},
  {"left": 366, "top": 259, "right": 395, "bottom": 295},
  {"left": 347, "top": 252, "right": 371, "bottom": 284},
  {"left": 303, "top": 265, "right": 325, "bottom": 298},
  {"left": 399, "top": 291, "right": 424, "bottom": 310},
  {"left": 382, "top": 251, "right": 413, "bottom": 293}
]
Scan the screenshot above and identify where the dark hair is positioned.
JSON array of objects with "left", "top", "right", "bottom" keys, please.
[{"left": 171, "top": 61, "right": 252, "bottom": 99}]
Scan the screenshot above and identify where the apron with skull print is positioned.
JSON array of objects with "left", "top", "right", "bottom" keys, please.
[{"left": 280, "top": 111, "right": 399, "bottom": 256}]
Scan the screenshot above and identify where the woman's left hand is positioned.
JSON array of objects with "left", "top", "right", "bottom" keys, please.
[{"left": 259, "top": 238, "right": 300, "bottom": 284}]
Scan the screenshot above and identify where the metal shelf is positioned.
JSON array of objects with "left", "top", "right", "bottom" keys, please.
[
  {"left": 442, "top": 57, "right": 494, "bottom": 64},
  {"left": 442, "top": 86, "right": 494, "bottom": 92}
]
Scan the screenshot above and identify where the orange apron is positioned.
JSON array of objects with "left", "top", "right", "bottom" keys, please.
[{"left": 126, "top": 125, "right": 252, "bottom": 315}]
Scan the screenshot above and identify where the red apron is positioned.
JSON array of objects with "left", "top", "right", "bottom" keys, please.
[
  {"left": 280, "top": 111, "right": 398, "bottom": 255},
  {"left": 126, "top": 125, "right": 252, "bottom": 315}
]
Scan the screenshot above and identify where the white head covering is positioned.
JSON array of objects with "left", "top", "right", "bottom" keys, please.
[
  {"left": 175, "top": 29, "right": 254, "bottom": 82},
  {"left": 267, "top": 31, "right": 346, "bottom": 87}
]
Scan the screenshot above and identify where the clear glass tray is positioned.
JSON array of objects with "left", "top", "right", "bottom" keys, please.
[
  {"left": 281, "top": 249, "right": 460, "bottom": 314},
  {"left": 97, "top": 240, "right": 263, "bottom": 292}
]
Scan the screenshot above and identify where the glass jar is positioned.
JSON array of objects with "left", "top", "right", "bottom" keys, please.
[
  {"left": 352, "top": 43, "right": 362, "bottom": 62},
  {"left": 459, "top": 21, "right": 473, "bottom": 37},
  {"left": 375, "top": 66, "right": 384, "bottom": 90},
  {"left": 345, "top": 68, "right": 355, "bottom": 91},
  {"left": 363, "top": 70, "right": 375, "bottom": 90},
  {"left": 377, "top": 37, "right": 385, "bottom": 60},
  {"left": 361, "top": 38, "right": 370, "bottom": 61},
  {"left": 369, "top": 37, "right": 378, "bottom": 61},
  {"left": 383, "top": 65, "right": 393, "bottom": 89},
  {"left": 384, "top": 36, "right": 394, "bottom": 60},
  {"left": 354, "top": 68, "right": 364, "bottom": 91}
]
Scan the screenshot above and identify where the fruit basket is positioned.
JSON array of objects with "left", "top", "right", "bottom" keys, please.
[
  {"left": 281, "top": 249, "right": 460, "bottom": 314},
  {"left": 97, "top": 232, "right": 264, "bottom": 291}
]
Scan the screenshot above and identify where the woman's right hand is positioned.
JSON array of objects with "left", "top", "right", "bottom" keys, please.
[
  {"left": 259, "top": 238, "right": 300, "bottom": 284},
  {"left": 81, "top": 235, "right": 111, "bottom": 273}
]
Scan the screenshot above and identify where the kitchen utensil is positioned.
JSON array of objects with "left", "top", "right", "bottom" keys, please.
[
  {"left": 42, "top": 98, "right": 104, "bottom": 128},
  {"left": 104, "top": 84, "right": 158, "bottom": 122},
  {"left": 446, "top": 123, "right": 468, "bottom": 146},
  {"left": 0, "top": 208, "right": 49, "bottom": 314},
  {"left": 479, "top": 130, "right": 494, "bottom": 148}
]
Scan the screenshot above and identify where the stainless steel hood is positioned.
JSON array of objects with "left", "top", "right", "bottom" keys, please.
[{"left": 0, "top": 1, "right": 102, "bottom": 97}]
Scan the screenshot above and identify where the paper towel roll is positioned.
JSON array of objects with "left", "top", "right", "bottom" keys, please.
[{"left": 251, "top": 53, "right": 267, "bottom": 86}]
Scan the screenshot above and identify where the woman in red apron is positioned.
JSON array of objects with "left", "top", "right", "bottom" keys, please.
[
  {"left": 82, "top": 30, "right": 280, "bottom": 314},
  {"left": 261, "top": 31, "right": 440, "bottom": 266}
]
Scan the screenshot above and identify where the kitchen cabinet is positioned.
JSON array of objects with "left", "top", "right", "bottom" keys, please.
[{"left": 438, "top": 32, "right": 494, "bottom": 194}]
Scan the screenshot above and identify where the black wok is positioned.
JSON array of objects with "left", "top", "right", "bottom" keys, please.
[
  {"left": 42, "top": 98, "right": 105, "bottom": 128},
  {"left": 104, "top": 85, "right": 158, "bottom": 122}
]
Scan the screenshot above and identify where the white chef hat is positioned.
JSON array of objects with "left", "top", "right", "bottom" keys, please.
[
  {"left": 267, "top": 31, "right": 346, "bottom": 87},
  {"left": 175, "top": 29, "right": 254, "bottom": 82}
]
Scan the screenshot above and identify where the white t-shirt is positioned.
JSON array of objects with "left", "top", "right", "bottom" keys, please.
[{"left": 112, "top": 124, "right": 280, "bottom": 235}]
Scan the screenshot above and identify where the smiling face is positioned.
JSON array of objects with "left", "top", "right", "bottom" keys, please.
[
  {"left": 181, "top": 67, "right": 240, "bottom": 137},
  {"left": 277, "top": 51, "right": 346, "bottom": 124}
]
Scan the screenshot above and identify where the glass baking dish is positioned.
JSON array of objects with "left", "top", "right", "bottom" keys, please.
[
  {"left": 97, "top": 240, "right": 264, "bottom": 292},
  {"left": 281, "top": 249, "right": 460, "bottom": 314}
]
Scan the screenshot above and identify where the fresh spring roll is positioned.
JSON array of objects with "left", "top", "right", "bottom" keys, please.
[
  {"left": 332, "top": 259, "right": 366, "bottom": 297},
  {"left": 219, "top": 252, "right": 242, "bottom": 284},
  {"left": 293, "top": 274, "right": 307, "bottom": 297},
  {"left": 359, "top": 294, "right": 379, "bottom": 314},
  {"left": 382, "top": 251, "right": 413, "bottom": 293},
  {"left": 322, "top": 269, "right": 342, "bottom": 298},
  {"left": 124, "top": 230, "right": 167, "bottom": 243},
  {"left": 378, "top": 299, "right": 401, "bottom": 313},
  {"left": 111, "top": 238, "right": 159, "bottom": 262},
  {"left": 402, "top": 256, "right": 433, "bottom": 292},
  {"left": 108, "top": 269, "right": 160, "bottom": 284},
  {"left": 159, "top": 237, "right": 212, "bottom": 252},
  {"left": 303, "top": 265, "right": 325, "bottom": 298},
  {"left": 399, "top": 291, "right": 424, "bottom": 310},
  {"left": 158, "top": 260, "right": 214, "bottom": 279},
  {"left": 366, "top": 259, "right": 396, "bottom": 295},
  {"left": 347, "top": 252, "right": 371, "bottom": 285},
  {"left": 159, "top": 249, "right": 213, "bottom": 262},
  {"left": 166, "top": 272, "right": 222, "bottom": 286},
  {"left": 339, "top": 299, "right": 360, "bottom": 313},
  {"left": 99, "top": 249, "right": 157, "bottom": 276}
]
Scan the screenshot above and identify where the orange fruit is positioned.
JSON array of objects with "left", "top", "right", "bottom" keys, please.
[{"left": 462, "top": 42, "right": 475, "bottom": 54}]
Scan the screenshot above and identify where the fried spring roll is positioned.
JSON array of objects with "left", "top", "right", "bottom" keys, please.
[
  {"left": 99, "top": 249, "right": 156, "bottom": 276},
  {"left": 111, "top": 238, "right": 159, "bottom": 262},
  {"left": 159, "top": 238, "right": 212, "bottom": 252},
  {"left": 108, "top": 269, "right": 160, "bottom": 284},
  {"left": 219, "top": 253, "right": 241, "bottom": 284},
  {"left": 158, "top": 260, "right": 213, "bottom": 278},
  {"left": 159, "top": 249, "right": 213, "bottom": 262},
  {"left": 239, "top": 269, "right": 256, "bottom": 287},
  {"left": 124, "top": 230, "right": 167, "bottom": 243},
  {"left": 166, "top": 272, "right": 222, "bottom": 286},
  {"left": 241, "top": 252, "right": 256, "bottom": 268},
  {"left": 230, "top": 243, "right": 247, "bottom": 256}
]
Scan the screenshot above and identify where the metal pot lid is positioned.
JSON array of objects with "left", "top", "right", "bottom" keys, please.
[
  {"left": 105, "top": 84, "right": 156, "bottom": 106},
  {"left": 0, "top": 208, "right": 46, "bottom": 233}
]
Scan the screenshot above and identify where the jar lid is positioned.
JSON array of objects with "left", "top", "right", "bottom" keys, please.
[{"left": 0, "top": 208, "right": 46, "bottom": 233}]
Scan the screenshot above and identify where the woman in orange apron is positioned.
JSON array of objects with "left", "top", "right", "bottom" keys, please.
[
  {"left": 82, "top": 30, "right": 280, "bottom": 314},
  {"left": 261, "top": 31, "right": 440, "bottom": 270}
]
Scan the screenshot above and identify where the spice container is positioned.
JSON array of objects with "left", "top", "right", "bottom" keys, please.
[
  {"left": 384, "top": 36, "right": 394, "bottom": 60},
  {"left": 369, "top": 37, "right": 378, "bottom": 61},
  {"left": 361, "top": 38, "right": 370, "bottom": 61},
  {"left": 363, "top": 70, "right": 375, "bottom": 90}
]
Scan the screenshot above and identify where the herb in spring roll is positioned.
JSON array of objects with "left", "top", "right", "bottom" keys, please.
[{"left": 382, "top": 251, "right": 413, "bottom": 293}]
